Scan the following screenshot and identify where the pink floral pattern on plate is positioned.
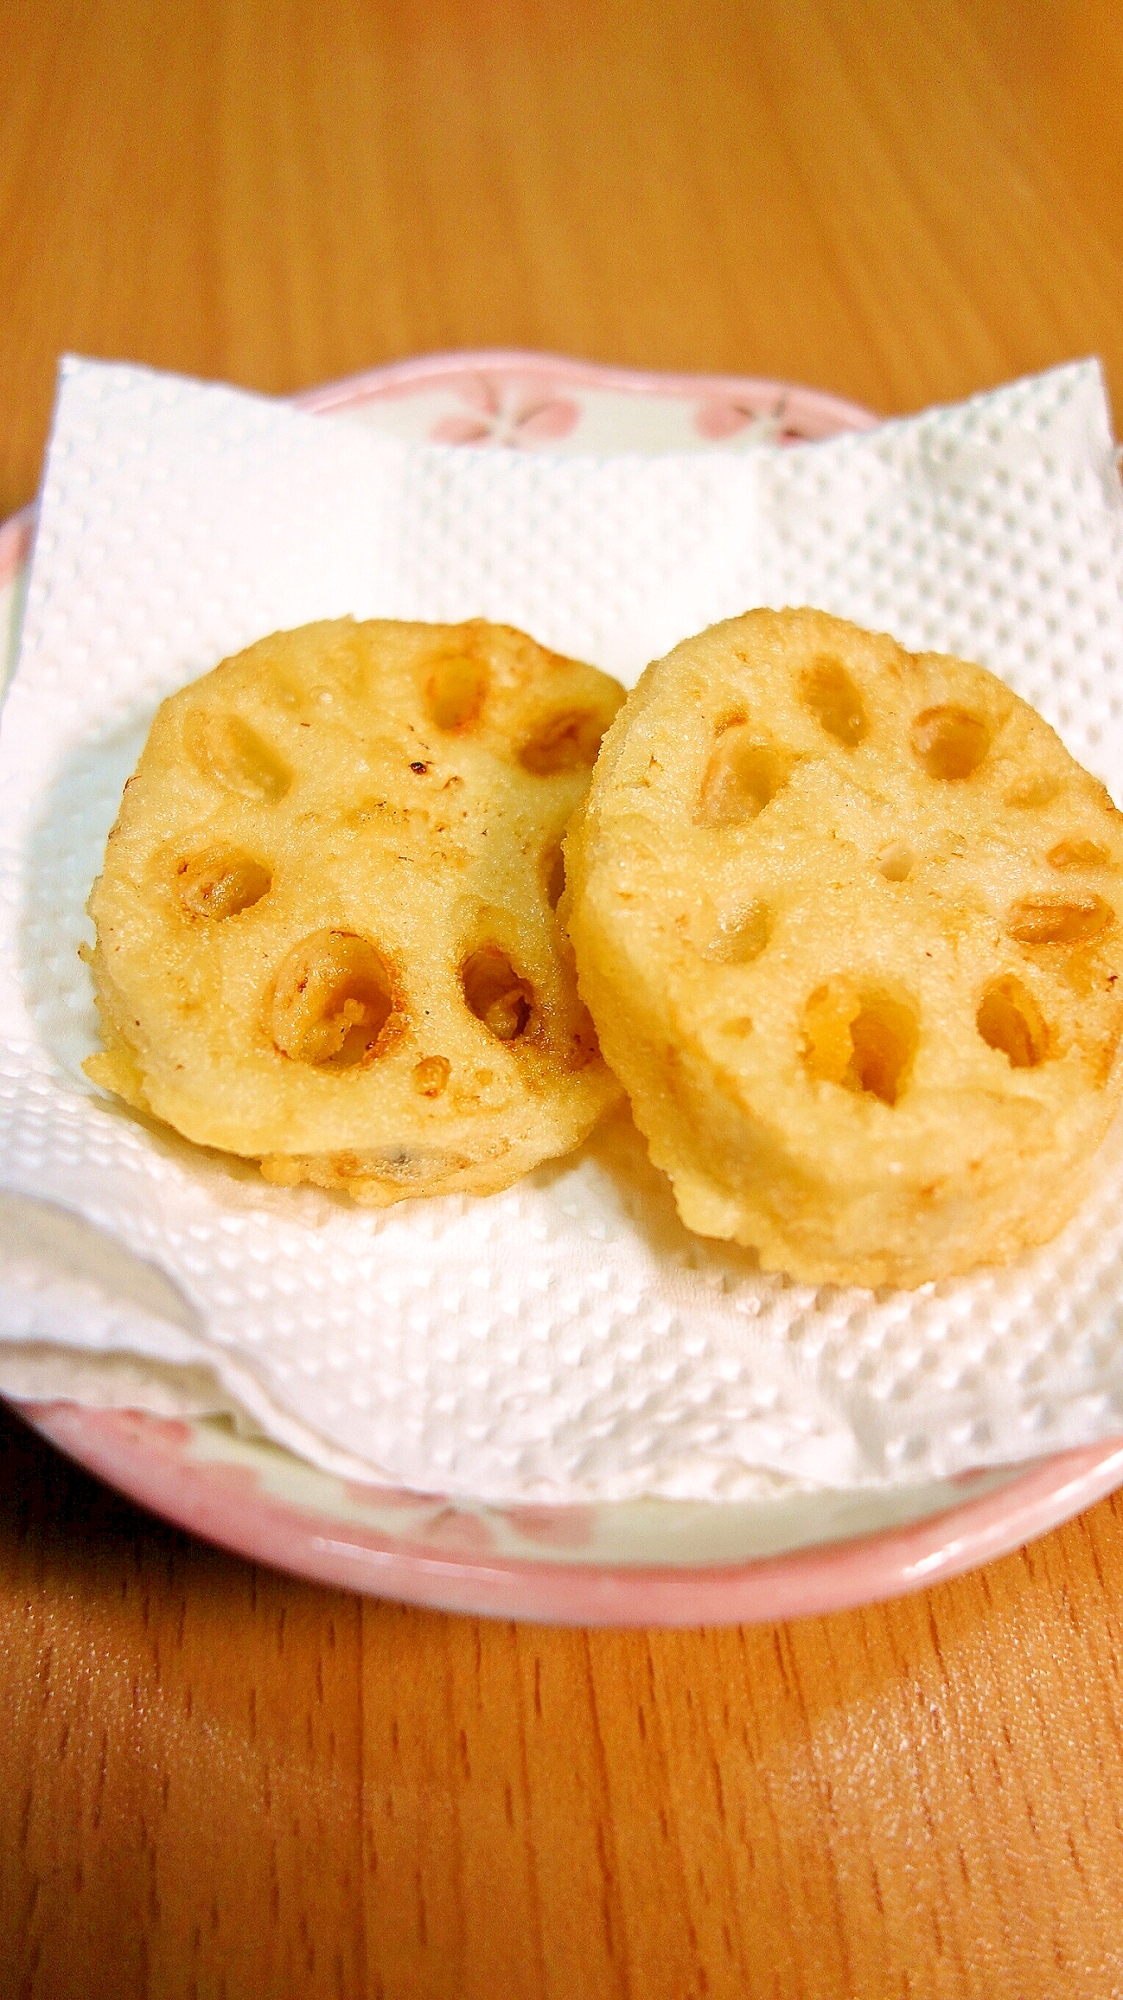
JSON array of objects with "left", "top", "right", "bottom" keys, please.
[
  {"left": 694, "top": 393, "right": 807, "bottom": 444},
  {"left": 295, "top": 349, "right": 879, "bottom": 451},
  {"left": 426, "top": 372, "right": 580, "bottom": 446}
]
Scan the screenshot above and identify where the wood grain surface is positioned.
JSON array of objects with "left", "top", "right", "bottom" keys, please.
[{"left": 3, "top": 2, "right": 1123, "bottom": 1994}]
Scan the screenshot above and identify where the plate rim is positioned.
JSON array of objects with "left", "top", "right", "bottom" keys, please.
[
  {"left": 6, "top": 347, "right": 1121, "bottom": 1625},
  {"left": 291, "top": 345, "right": 881, "bottom": 433},
  {"left": 15, "top": 1399, "right": 1123, "bottom": 1626}
]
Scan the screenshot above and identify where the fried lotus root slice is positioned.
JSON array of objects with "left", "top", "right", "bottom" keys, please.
[
  {"left": 564, "top": 608, "right": 1123, "bottom": 1287},
  {"left": 84, "top": 616, "right": 624, "bottom": 1202}
]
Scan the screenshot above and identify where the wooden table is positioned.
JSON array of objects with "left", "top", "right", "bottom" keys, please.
[{"left": 4, "top": 3, "right": 1123, "bottom": 1992}]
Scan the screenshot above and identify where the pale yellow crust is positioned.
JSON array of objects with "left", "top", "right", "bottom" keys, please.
[
  {"left": 564, "top": 608, "right": 1123, "bottom": 1287},
  {"left": 85, "top": 617, "right": 624, "bottom": 1202}
]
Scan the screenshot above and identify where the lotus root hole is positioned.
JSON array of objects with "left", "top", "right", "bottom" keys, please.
[
  {"left": 911, "top": 706, "right": 991, "bottom": 781},
  {"left": 1048, "top": 839, "right": 1111, "bottom": 871},
  {"left": 802, "top": 982, "right": 918, "bottom": 1106},
  {"left": 976, "top": 978, "right": 1049, "bottom": 1069},
  {"left": 413, "top": 1055, "right": 451, "bottom": 1097},
  {"left": 176, "top": 848, "right": 272, "bottom": 919},
  {"left": 801, "top": 655, "right": 869, "bottom": 747},
  {"left": 520, "top": 710, "right": 605, "bottom": 776},
  {"left": 877, "top": 840, "right": 914, "bottom": 882},
  {"left": 544, "top": 844, "right": 567, "bottom": 909},
  {"left": 1006, "top": 773, "right": 1059, "bottom": 808},
  {"left": 698, "top": 727, "right": 787, "bottom": 827},
  {"left": 187, "top": 711, "right": 292, "bottom": 802},
  {"left": 270, "top": 931, "right": 395, "bottom": 1068},
  {"left": 702, "top": 901, "right": 771, "bottom": 964},
  {"left": 462, "top": 947, "right": 534, "bottom": 1041},
  {"left": 425, "top": 654, "right": 488, "bottom": 731},
  {"left": 1006, "top": 895, "right": 1113, "bottom": 946}
]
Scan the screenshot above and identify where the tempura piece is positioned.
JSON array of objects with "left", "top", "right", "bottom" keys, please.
[
  {"left": 564, "top": 608, "right": 1123, "bottom": 1286},
  {"left": 85, "top": 617, "right": 624, "bottom": 1202}
]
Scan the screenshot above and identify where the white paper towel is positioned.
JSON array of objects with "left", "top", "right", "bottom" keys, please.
[{"left": 3, "top": 354, "right": 1123, "bottom": 1502}]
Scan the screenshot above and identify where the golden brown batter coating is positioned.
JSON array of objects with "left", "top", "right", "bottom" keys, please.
[
  {"left": 564, "top": 608, "right": 1123, "bottom": 1287},
  {"left": 86, "top": 617, "right": 624, "bottom": 1202}
]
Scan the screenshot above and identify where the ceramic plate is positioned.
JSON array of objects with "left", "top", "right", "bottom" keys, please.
[{"left": 5, "top": 351, "right": 1123, "bottom": 1626}]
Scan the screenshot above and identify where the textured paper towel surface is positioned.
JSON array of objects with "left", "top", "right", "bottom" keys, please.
[{"left": 2, "top": 355, "right": 1123, "bottom": 1501}]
